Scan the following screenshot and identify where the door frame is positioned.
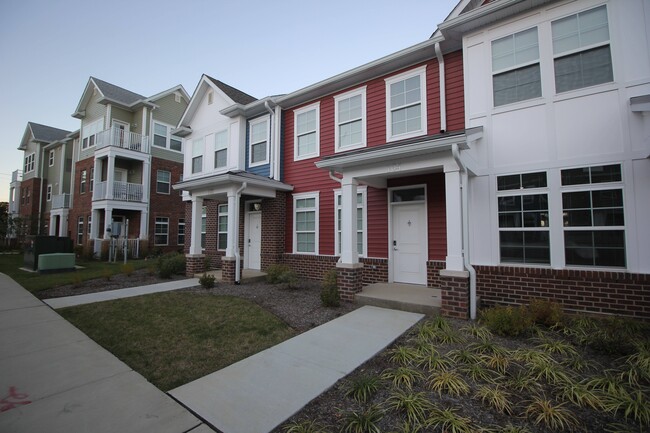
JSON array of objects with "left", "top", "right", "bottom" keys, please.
[
  {"left": 244, "top": 200, "right": 262, "bottom": 270},
  {"left": 387, "top": 184, "right": 428, "bottom": 284}
]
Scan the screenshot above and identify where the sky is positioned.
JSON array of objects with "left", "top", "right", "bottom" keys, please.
[{"left": 0, "top": 0, "right": 459, "bottom": 202}]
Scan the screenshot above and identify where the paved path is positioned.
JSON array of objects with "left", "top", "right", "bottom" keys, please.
[
  {"left": 44, "top": 278, "right": 200, "bottom": 309},
  {"left": 170, "top": 305, "right": 424, "bottom": 433},
  {"left": 0, "top": 273, "right": 210, "bottom": 433}
]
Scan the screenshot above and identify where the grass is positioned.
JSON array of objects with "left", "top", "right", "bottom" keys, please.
[
  {"left": 59, "top": 292, "right": 296, "bottom": 391},
  {"left": 0, "top": 254, "right": 151, "bottom": 294}
]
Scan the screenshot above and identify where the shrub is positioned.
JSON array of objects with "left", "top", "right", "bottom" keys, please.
[
  {"left": 345, "top": 374, "right": 380, "bottom": 403},
  {"left": 341, "top": 405, "right": 383, "bottom": 433},
  {"left": 121, "top": 263, "right": 135, "bottom": 276},
  {"left": 199, "top": 273, "right": 216, "bottom": 289},
  {"left": 528, "top": 298, "right": 564, "bottom": 327},
  {"left": 157, "top": 252, "right": 186, "bottom": 279},
  {"left": 479, "top": 305, "right": 533, "bottom": 337},
  {"left": 266, "top": 264, "right": 293, "bottom": 283},
  {"left": 524, "top": 396, "right": 578, "bottom": 431},
  {"left": 74, "top": 244, "right": 84, "bottom": 258},
  {"left": 320, "top": 269, "right": 339, "bottom": 307}
]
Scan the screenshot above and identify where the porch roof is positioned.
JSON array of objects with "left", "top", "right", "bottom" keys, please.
[{"left": 172, "top": 170, "right": 293, "bottom": 194}]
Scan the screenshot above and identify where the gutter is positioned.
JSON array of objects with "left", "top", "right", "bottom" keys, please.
[
  {"left": 234, "top": 182, "right": 247, "bottom": 284},
  {"left": 452, "top": 143, "right": 477, "bottom": 320}
]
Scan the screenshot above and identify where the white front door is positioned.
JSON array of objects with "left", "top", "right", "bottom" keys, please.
[
  {"left": 391, "top": 203, "right": 427, "bottom": 284},
  {"left": 246, "top": 212, "right": 262, "bottom": 270}
]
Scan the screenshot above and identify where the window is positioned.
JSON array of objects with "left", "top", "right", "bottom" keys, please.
[
  {"left": 90, "top": 167, "right": 94, "bottom": 192},
  {"left": 335, "top": 88, "right": 366, "bottom": 152},
  {"left": 175, "top": 92, "right": 182, "bottom": 103},
  {"left": 294, "top": 103, "right": 319, "bottom": 160},
  {"left": 201, "top": 206, "right": 206, "bottom": 249},
  {"left": 178, "top": 218, "right": 185, "bottom": 245},
  {"left": 386, "top": 66, "right": 427, "bottom": 141},
  {"left": 155, "top": 217, "right": 169, "bottom": 245},
  {"left": 77, "top": 217, "right": 84, "bottom": 245},
  {"left": 48, "top": 150, "right": 55, "bottom": 167},
  {"left": 497, "top": 172, "right": 550, "bottom": 264},
  {"left": 214, "top": 130, "right": 228, "bottom": 169},
  {"left": 24, "top": 153, "right": 35, "bottom": 173},
  {"left": 561, "top": 164, "right": 624, "bottom": 267},
  {"left": 87, "top": 215, "right": 92, "bottom": 237},
  {"left": 249, "top": 117, "right": 269, "bottom": 166},
  {"left": 293, "top": 193, "right": 318, "bottom": 254},
  {"left": 335, "top": 189, "right": 366, "bottom": 256},
  {"left": 552, "top": 5, "right": 612, "bottom": 93},
  {"left": 156, "top": 170, "right": 171, "bottom": 194},
  {"left": 492, "top": 27, "right": 542, "bottom": 106},
  {"left": 207, "top": 91, "right": 214, "bottom": 105},
  {"left": 82, "top": 119, "right": 103, "bottom": 149},
  {"left": 153, "top": 123, "right": 167, "bottom": 148},
  {"left": 80, "top": 169, "right": 87, "bottom": 194},
  {"left": 170, "top": 136, "right": 182, "bottom": 152},
  {"left": 192, "top": 138, "right": 204, "bottom": 174},
  {"left": 218, "top": 204, "right": 228, "bottom": 250},
  {"left": 46, "top": 184, "right": 52, "bottom": 201},
  {"left": 26, "top": 188, "right": 30, "bottom": 205}
]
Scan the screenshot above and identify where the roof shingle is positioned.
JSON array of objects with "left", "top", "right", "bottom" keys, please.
[
  {"left": 205, "top": 75, "right": 257, "bottom": 105},
  {"left": 28, "top": 122, "right": 72, "bottom": 143}
]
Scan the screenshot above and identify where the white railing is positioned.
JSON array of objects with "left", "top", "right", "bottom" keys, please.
[
  {"left": 95, "top": 127, "right": 149, "bottom": 154},
  {"left": 51, "top": 193, "right": 71, "bottom": 209},
  {"left": 93, "top": 181, "right": 143, "bottom": 202},
  {"left": 93, "top": 238, "right": 140, "bottom": 259},
  {"left": 11, "top": 170, "right": 22, "bottom": 183}
]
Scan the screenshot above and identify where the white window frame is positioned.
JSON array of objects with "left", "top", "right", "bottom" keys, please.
[
  {"left": 385, "top": 66, "right": 427, "bottom": 142},
  {"left": 156, "top": 169, "right": 171, "bottom": 195},
  {"left": 77, "top": 217, "right": 84, "bottom": 245},
  {"left": 153, "top": 121, "right": 183, "bottom": 152},
  {"left": 154, "top": 217, "right": 169, "bottom": 246},
  {"left": 178, "top": 218, "right": 185, "bottom": 245},
  {"left": 249, "top": 116, "right": 270, "bottom": 168},
  {"left": 87, "top": 215, "right": 92, "bottom": 237},
  {"left": 214, "top": 129, "right": 229, "bottom": 170},
  {"left": 46, "top": 184, "right": 52, "bottom": 202},
  {"left": 293, "top": 192, "right": 319, "bottom": 255},
  {"left": 217, "top": 204, "right": 228, "bottom": 251},
  {"left": 293, "top": 102, "right": 320, "bottom": 161},
  {"left": 334, "top": 186, "right": 367, "bottom": 257},
  {"left": 48, "top": 150, "right": 55, "bottom": 167},
  {"left": 82, "top": 119, "right": 103, "bottom": 149},
  {"left": 80, "top": 169, "right": 87, "bottom": 194},
  {"left": 192, "top": 138, "right": 204, "bottom": 174},
  {"left": 201, "top": 206, "right": 207, "bottom": 250},
  {"left": 335, "top": 87, "right": 367, "bottom": 153},
  {"left": 24, "top": 153, "right": 35, "bottom": 173}
]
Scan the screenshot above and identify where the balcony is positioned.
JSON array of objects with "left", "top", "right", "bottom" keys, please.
[
  {"left": 96, "top": 126, "right": 149, "bottom": 154},
  {"left": 11, "top": 170, "right": 23, "bottom": 184},
  {"left": 93, "top": 181, "right": 143, "bottom": 202},
  {"left": 51, "top": 193, "right": 71, "bottom": 209}
]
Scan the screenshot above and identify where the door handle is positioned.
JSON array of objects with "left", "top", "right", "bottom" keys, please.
[{"left": 393, "top": 240, "right": 397, "bottom": 250}]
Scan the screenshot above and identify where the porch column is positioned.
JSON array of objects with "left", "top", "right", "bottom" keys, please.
[
  {"left": 59, "top": 210, "right": 69, "bottom": 237},
  {"left": 139, "top": 209, "right": 148, "bottom": 239},
  {"left": 444, "top": 168, "right": 464, "bottom": 271},
  {"left": 104, "top": 207, "right": 113, "bottom": 239},
  {"left": 141, "top": 158, "right": 151, "bottom": 203},
  {"left": 91, "top": 209, "right": 101, "bottom": 239},
  {"left": 339, "top": 176, "right": 359, "bottom": 265},
  {"left": 93, "top": 158, "right": 102, "bottom": 200},
  {"left": 49, "top": 214, "right": 56, "bottom": 236},
  {"left": 225, "top": 192, "right": 238, "bottom": 258},
  {"left": 106, "top": 155, "right": 116, "bottom": 200},
  {"left": 189, "top": 196, "right": 204, "bottom": 255}
]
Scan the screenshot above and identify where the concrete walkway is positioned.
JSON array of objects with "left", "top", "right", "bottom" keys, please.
[
  {"left": 0, "top": 273, "right": 211, "bottom": 433},
  {"left": 170, "top": 306, "right": 424, "bottom": 433},
  {"left": 44, "top": 277, "right": 200, "bottom": 309}
]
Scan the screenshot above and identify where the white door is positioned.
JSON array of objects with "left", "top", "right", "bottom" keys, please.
[
  {"left": 246, "top": 212, "right": 262, "bottom": 270},
  {"left": 392, "top": 203, "right": 427, "bottom": 284},
  {"left": 112, "top": 120, "right": 129, "bottom": 147}
]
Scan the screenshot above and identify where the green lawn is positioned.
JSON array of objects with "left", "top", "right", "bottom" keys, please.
[
  {"left": 0, "top": 254, "right": 151, "bottom": 294},
  {"left": 59, "top": 292, "right": 297, "bottom": 391}
]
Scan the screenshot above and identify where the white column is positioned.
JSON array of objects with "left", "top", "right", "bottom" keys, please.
[
  {"left": 93, "top": 158, "right": 102, "bottom": 200},
  {"left": 142, "top": 158, "right": 151, "bottom": 203},
  {"left": 59, "top": 210, "right": 69, "bottom": 237},
  {"left": 106, "top": 155, "right": 115, "bottom": 200},
  {"left": 91, "top": 209, "right": 101, "bottom": 239},
  {"left": 225, "top": 191, "right": 238, "bottom": 258},
  {"left": 49, "top": 214, "right": 56, "bottom": 236},
  {"left": 339, "top": 176, "right": 359, "bottom": 265},
  {"left": 139, "top": 209, "right": 148, "bottom": 239},
  {"left": 444, "top": 169, "right": 464, "bottom": 271},
  {"left": 104, "top": 208, "right": 113, "bottom": 239},
  {"left": 189, "top": 196, "right": 204, "bottom": 255}
]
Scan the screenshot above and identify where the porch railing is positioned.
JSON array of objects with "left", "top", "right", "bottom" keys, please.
[
  {"left": 93, "top": 238, "right": 140, "bottom": 259},
  {"left": 11, "top": 170, "right": 23, "bottom": 183},
  {"left": 51, "top": 193, "right": 71, "bottom": 209},
  {"left": 95, "top": 127, "right": 149, "bottom": 154},
  {"left": 93, "top": 181, "right": 143, "bottom": 202}
]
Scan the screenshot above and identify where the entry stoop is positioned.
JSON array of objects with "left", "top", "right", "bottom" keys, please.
[{"left": 355, "top": 283, "right": 441, "bottom": 315}]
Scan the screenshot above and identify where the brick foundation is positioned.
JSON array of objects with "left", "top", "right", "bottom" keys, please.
[
  {"left": 475, "top": 265, "right": 650, "bottom": 320},
  {"left": 440, "top": 273, "right": 470, "bottom": 319},
  {"left": 361, "top": 258, "right": 389, "bottom": 285},
  {"left": 337, "top": 264, "right": 364, "bottom": 302},
  {"left": 222, "top": 257, "right": 236, "bottom": 284},
  {"left": 427, "top": 260, "right": 446, "bottom": 287},
  {"left": 282, "top": 254, "right": 339, "bottom": 280},
  {"left": 185, "top": 254, "right": 205, "bottom": 277}
]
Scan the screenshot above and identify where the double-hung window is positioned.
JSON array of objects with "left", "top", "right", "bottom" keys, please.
[
  {"left": 552, "top": 5, "right": 612, "bottom": 93},
  {"left": 154, "top": 217, "right": 169, "bottom": 246},
  {"left": 82, "top": 119, "right": 103, "bottom": 149},
  {"left": 335, "top": 88, "right": 366, "bottom": 152},
  {"left": 87, "top": 215, "right": 92, "bottom": 237},
  {"left": 293, "top": 193, "right": 319, "bottom": 254},
  {"left": 334, "top": 189, "right": 366, "bottom": 257},
  {"left": 177, "top": 219, "right": 185, "bottom": 245},
  {"left": 218, "top": 204, "right": 228, "bottom": 250},
  {"left": 46, "top": 184, "right": 52, "bottom": 201},
  {"left": 48, "top": 150, "right": 55, "bottom": 167},
  {"left": 561, "top": 164, "right": 625, "bottom": 267},
  {"left": 492, "top": 27, "right": 541, "bottom": 106},
  {"left": 386, "top": 66, "right": 427, "bottom": 141},
  {"left": 90, "top": 167, "right": 94, "bottom": 192},
  {"left": 154, "top": 122, "right": 183, "bottom": 151},
  {"left": 294, "top": 103, "right": 319, "bottom": 160},
  {"left": 77, "top": 217, "right": 84, "bottom": 245},
  {"left": 214, "top": 130, "right": 228, "bottom": 169},
  {"left": 80, "top": 169, "right": 87, "bottom": 194},
  {"left": 497, "top": 172, "right": 550, "bottom": 264},
  {"left": 249, "top": 117, "right": 269, "bottom": 166},
  {"left": 201, "top": 206, "right": 207, "bottom": 249},
  {"left": 24, "top": 153, "right": 35, "bottom": 173},
  {"left": 192, "top": 138, "right": 204, "bottom": 174},
  {"left": 156, "top": 170, "right": 171, "bottom": 194}
]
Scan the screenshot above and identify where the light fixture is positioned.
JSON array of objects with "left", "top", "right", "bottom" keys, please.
[{"left": 253, "top": 202, "right": 262, "bottom": 211}]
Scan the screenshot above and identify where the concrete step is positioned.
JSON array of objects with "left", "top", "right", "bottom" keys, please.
[{"left": 355, "top": 283, "right": 441, "bottom": 315}]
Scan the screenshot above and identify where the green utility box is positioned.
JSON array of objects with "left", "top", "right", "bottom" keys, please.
[{"left": 38, "top": 253, "right": 76, "bottom": 273}]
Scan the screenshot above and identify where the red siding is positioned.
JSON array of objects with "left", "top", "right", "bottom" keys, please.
[
  {"left": 444, "top": 51, "right": 465, "bottom": 132},
  {"left": 366, "top": 186, "right": 388, "bottom": 258}
]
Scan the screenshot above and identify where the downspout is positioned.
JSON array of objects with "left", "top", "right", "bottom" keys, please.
[
  {"left": 234, "top": 182, "right": 247, "bottom": 284},
  {"left": 435, "top": 42, "right": 447, "bottom": 133},
  {"left": 264, "top": 101, "right": 275, "bottom": 179},
  {"left": 452, "top": 144, "right": 477, "bottom": 320},
  {"left": 328, "top": 170, "right": 342, "bottom": 185}
]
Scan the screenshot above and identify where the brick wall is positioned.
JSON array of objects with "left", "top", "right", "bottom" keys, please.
[
  {"left": 260, "top": 193, "right": 286, "bottom": 270},
  {"left": 427, "top": 260, "right": 446, "bottom": 287},
  {"left": 69, "top": 158, "right": 95, "bottom": 247},
  {"left": 361, "top": 258, "right": 389, "bottom": 284},
  {"left": 440, "top": 275, "right": 470, "bottom": 319},
  {"left": 282, "top": 254, "right": 339, "bottom": 280},
  {"left": 338, "top": 266, "right": 364, "bottom": 301},
  {"left": 475, "top": 265, "right": 650, "bottom": 320},
  {"left": 149, "top": 157, "right": 185, "bottom": 254}
]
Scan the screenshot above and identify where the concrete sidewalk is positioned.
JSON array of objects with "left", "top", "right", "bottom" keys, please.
[
  {"left": 170, "top": 305, "right": 424, "bottom": 433},
  {"left": 0, "top": 273, "right": 211, "bottom": 433},
  {"left": 44, "top": 277, "right": 200, "bottom": 309}
]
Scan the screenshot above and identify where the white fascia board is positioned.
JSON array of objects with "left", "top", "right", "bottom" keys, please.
[{"left": 173, "top": 172, "right": 293, "bottom": 193}]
